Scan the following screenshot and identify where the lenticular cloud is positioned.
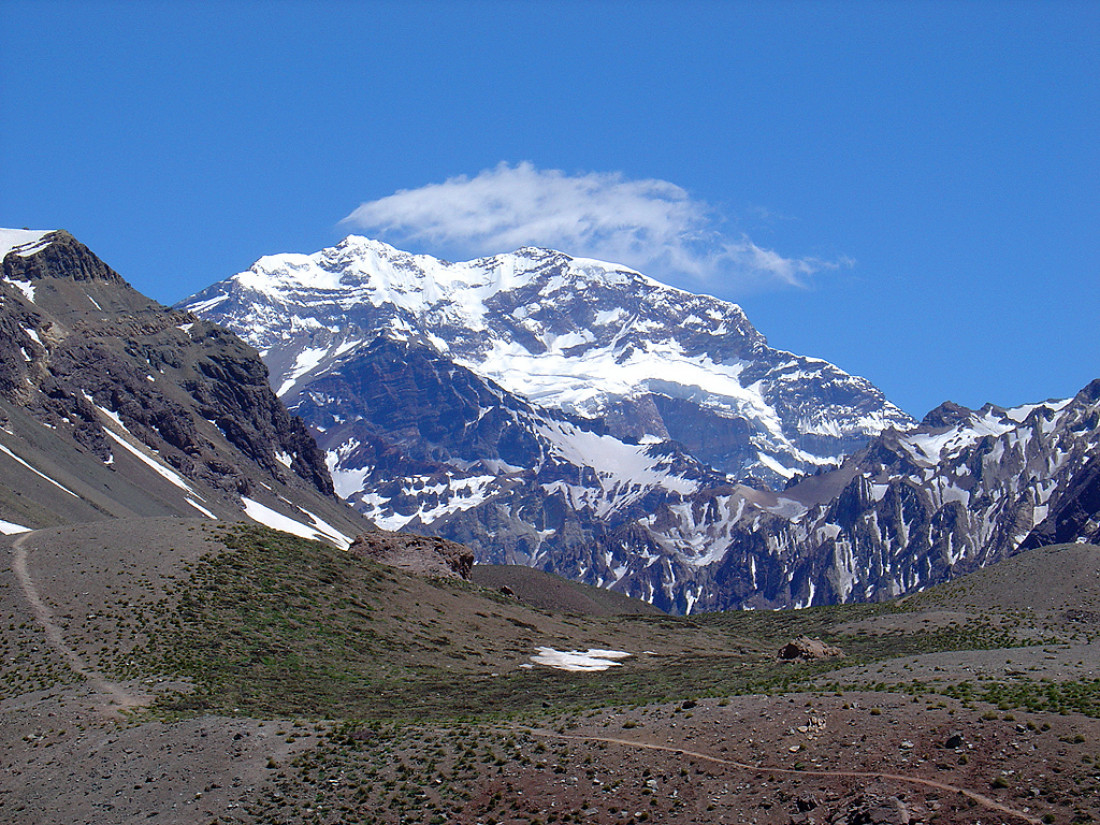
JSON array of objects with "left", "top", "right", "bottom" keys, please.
[{"left": 341, "top": 162, "right": 834, "bottom": 289}]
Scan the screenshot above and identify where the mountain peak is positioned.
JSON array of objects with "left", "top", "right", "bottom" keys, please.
[
  {"left": 2, "top": 229, "right": 128, "bottom": 289},
  {"left": 920, "top": 400, "right": 975, "bottom": 428},
  {"left": 0, "top": 228, "right": 374, "bottom": 546},
  {"left": 183, "top": 235, "right": 913, "bottom": 488}
]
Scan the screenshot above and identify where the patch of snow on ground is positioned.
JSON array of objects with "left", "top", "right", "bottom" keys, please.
[
  {"left": 757, "top": 452, "right": 795, "bottom": 479},
  {"left": 529, "top": 647, "right": 631, "bottom": 672},
  {"left": 185, "top": 293, "right": 229, "bottom": 314},
  {"left": 241, "top": 497, "right": 349, "bottom": 547},
  {"left": 0, "top": 228, "right": 53, "bottom": 259},
  {"left": 471, "top": 336, "right": 787, "bottom": 437},
  {"left": 294, "top": 505, "right": 353, "bottom": 550},
  {"left": 684, "top": 588, "right": 699, "bottom": 614},
  {"left": 186, "top": 498, "right": 217, "bottom": 519},
  {"left": 762, "top": 495, "right": 808, "bottom": 520},
  {"left": 358, "top": 474, "right": 498, "bottom": 531},
  {"left": 1005, "top": 398, "right": 1071, "bottom": 423},
  {"left": 538, "top": 421, "right": 698, "bottom": 509},
  {"left": 594, "top": 307, "right": 627, "bottom": 326},
  {"left": 95, "top": 404, "right": 127, "bottom": 431},
  {"left": 328, "top": 461, "right": 373, "bottom": 500},
  {"left": 103, "top": 430, "right": 197, "bottom": 496},
  {"left": 276, "top": 346, "right": 330, "bottom": 396},
  {"left": 0, "top": 443, "right": 80, "bottom": 498},
  {"left": 4, "top": 278, "right": 36, "bottom": 302},
  {"left": 0, "top": 518, "right": 31, "bottom": 535},
  {"left": 332, "top": 337, "right": 365, "bottom": 358}
]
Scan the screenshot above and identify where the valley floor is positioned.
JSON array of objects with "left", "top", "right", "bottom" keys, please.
[{"left": 2, "top": 521, "right": 1098, "bottom": 824}]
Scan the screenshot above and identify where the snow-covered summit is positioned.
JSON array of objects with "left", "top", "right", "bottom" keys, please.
[
  {"left": 197, "top": 235, "right": 700, "bottom": 339},
  {"left": 184, "top": 235, "right": 910, "bottom": 485}
]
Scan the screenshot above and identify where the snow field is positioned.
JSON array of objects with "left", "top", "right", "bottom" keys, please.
[{"left": 528, "top": 647, "right": 631, "bottom": 672}]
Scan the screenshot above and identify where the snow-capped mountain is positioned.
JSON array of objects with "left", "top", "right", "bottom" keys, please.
[
  {"left": 179, "top": 236, "right": 1100, "bottom": 612},
  {"left": 184, "top": 236, "right": 913, "bottom": 481},
  {"left": 181, "top": 236, "right": 923, "bottom": 610}
]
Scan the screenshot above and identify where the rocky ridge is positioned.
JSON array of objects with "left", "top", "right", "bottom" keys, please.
[{"left": 0, "top": 229, "right": 370, "bottom": 545}]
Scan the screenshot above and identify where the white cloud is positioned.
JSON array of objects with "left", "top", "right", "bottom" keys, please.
[{"left": 342, "top": 162, "right": 840, "bottom": 289}]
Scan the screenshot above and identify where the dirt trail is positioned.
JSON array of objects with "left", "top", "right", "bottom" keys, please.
[
  {"left": 11, "top": 530, "right": 149, "bottom": 716},
  {"left": 523, "top": 727, "right": 1043, "bottom": 825}
]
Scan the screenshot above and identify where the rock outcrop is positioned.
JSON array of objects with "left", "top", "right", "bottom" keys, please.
[
  {"left": 777, "top": 636, "right": 844, "bottom": 662},
  {"left": 349, "top": 532, "right": 475, "bottom": 579}
]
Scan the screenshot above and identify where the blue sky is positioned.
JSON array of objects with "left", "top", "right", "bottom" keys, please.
[{"left": 1, "top": 0, "right": 1097, "bottom": 418}]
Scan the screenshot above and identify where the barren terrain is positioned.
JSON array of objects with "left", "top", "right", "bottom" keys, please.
[{"left": 2, "top": 520, "right": 1098, "bottom": 824}]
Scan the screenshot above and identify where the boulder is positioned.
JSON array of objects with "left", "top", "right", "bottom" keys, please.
[{"left": 777, "top": 636, "right": 844, "bottom": 662}]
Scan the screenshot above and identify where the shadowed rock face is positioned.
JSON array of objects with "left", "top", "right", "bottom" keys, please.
[{"left": 349, "top": 532, "right": 474, "bottom": 580}]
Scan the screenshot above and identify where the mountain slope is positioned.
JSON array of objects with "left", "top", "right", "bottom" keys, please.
[
  {"left": 4, "top": 519, "right": 1097, "bottom": 825},
  {"left": 679, "top": 383, "right": 1100, "bottom": 611},
  {"left": 0, "top": 229, "right": 370, "bottom": 545}
]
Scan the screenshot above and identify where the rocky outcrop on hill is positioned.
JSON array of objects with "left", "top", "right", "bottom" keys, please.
[
  {"left": 2, "top": 230, "right": 124, "bottom": 285},
  {"left": 777, "top": 636, "right": 844, "bottom": 661},
  {"left": 349, "top": 532, "right": 474, "bottom": 579},
  {"left": 1, "top": 231, "right": 333, "bottom": 498}
]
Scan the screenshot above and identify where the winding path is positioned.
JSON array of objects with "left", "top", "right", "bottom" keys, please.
[
  {"left": 521, "top": 727, "right": 1043, "bottom": 825},
  {"left": 11, "top": 530, "right": 146, "bottom": 716}
]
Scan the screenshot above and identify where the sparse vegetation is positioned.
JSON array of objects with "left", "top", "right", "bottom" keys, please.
[
  {"left": 117, "top": 525, "right": 1057, "bottom": 723},
  {"left": 5, "top": 525, "right": 1100, "bottom": 824}
]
